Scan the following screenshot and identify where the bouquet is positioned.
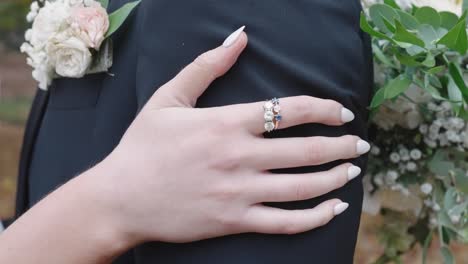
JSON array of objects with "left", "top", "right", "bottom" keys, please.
[
  {"left": 20, "top": 0, "right": 140, "bottom": 90},
  {"left": 361, "top": 0, "right": 467, "bottom": 263}
]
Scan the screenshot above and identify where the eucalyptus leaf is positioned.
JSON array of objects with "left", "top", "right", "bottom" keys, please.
[
  {"left": 448, "top": 76, "right": 464, "bottom": 107},
  {"left": 440, "top": 246, "right": 455, "bottom": 264},
  {"left": 448, "top": 62, "right": 468, "bottom": 102},
  {"left": 394, "top": 20, "right": 426, "bottom": 47},
  {"left": 370, "top": 88, "right": 386, "bottom": 108},
  {"left": 384, "top": 0, "right": 400, "bottom": 10},
  {"left": 105, "top": 0, "right": 141, "bottom": 38},
  {"left": 417, "top": 24, "right": 439, "bottom": 49},
  {"left": 383, "top": 74, "right": 412, "bottom": 99},
  {"left": 437, "top": 12, "right": 468, "bottom": 54},
  {"left": 428, "top": 150, "right": 455, "bottom": 177},
  {"left": 454, "top": 168, "right": 468, "bottom": 194},
  {"left": 369, "top": 4, "right": 400, "bottom": 34},
  {"left": 360, "top": 12, "right": 395, "bottom": 42},
  {"left": 396, "top": 10, "right": 419, "bottom": 30},
  {"left": 427, "top": 65, "right": 445, "bottom": 74},
  {"left": 415, "top": 6, "right": 441, "bottom": 28},
  {"left": 440, "top": 11, "right": 459, "bottom": 30}
]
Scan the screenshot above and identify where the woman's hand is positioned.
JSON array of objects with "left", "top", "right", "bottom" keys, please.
[{"left": 99, "top": 27, "right": 370, "bottom": 246}]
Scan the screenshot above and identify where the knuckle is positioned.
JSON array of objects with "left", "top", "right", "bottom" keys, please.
[
  {"left": 293, "top": 182, "right": 311, "bottom": 201},
  {"left": 318, "top": 213, "right": 333, "bottom": 227},
  {"left": 211, "top": 147, "right": 243, "bottom": 172},
  {"left": 303, "top": 138, "right": 324, "bottom": 163},
  {"left": 214, "top": 212, "right": 241, "bottom": 231},
  {"left": 210, "top": 182, "right": 242, "bottom": 203},
  {"left": 278, "top": 218, "right": 300, "bottom": 235},
  {"left": 193, "top": 54, "right": 217, "bottom": 80},
  {"left": 294, "top": 96, "right": 314, "bottom": 121}
]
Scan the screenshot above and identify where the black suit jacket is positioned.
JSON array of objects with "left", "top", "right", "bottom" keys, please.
[{"left": 15, "top": 0, "right": 373, "bottom": 263}]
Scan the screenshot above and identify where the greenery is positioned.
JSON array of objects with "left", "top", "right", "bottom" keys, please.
[
  {"left": 0, "top": 0, "right": 30, "bottom": 49},
  {"left": 361, "top": 0, "right": 468, "bottom": 263},
  {"left": 0, "top": 97, "right": 32, "bottom": 125}
]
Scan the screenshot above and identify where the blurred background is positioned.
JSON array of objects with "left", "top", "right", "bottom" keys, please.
[{"left": 0, "top": 1, "right": 466, "bottom": 263}]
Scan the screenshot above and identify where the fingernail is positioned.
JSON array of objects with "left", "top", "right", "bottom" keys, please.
[
  {"left": 347, "top": 166, "right": 362, "bottom": 181},
  {"left": 223, "top": 25, "right": 246, "bottom": 47},
  {"left": 334, "top": 203, "right": 349, "bottom": 216},
  {"left": 341, "top": 108, "right": 355, "bottom": 123},
  {"left": 356, "top": 140, "right": 371, "bottom": 155}
]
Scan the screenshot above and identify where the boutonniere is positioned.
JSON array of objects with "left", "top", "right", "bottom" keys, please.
[{"left": 20, "top": 0, "right": 140, "bottom": 90}]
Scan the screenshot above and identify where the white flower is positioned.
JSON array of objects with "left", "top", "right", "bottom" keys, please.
[
  {"left": 410, "top": 149, "right": 422, "bottom": 160},
  {"left": 371, "top": 145, "right": 381, "bottom": 155},
  {"left": 419, "top": 124, "right": 428, "bottom": 134},
  {"left": 30, "top": 1, "right": 71, "bottom": 48},
  {"left": 406, "top": 162, "right": 417, "bottom": 171},
  {"left": 420, "top": 183, "right": 433, "bottom": 195},
  {"left": 47, "top": 30, "right": 92, "bottom": 78},
  {"left": 386, "top": 170, "right": 399, "bottom": 183},
  {"left": 450, "top": 214, "right": 461, "bottom": 224},
  {"left": 390, "top": 152, "right": 401, "bottom": 163}
]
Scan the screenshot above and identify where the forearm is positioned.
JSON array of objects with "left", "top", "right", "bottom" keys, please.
[{"left": 0, "top": 165, "right": 131, "bottom": 264}]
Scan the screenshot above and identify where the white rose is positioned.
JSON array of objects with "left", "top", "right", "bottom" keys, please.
[
  {"left": 412, "top": 0, "right": 462, "bottom": 16},
  {"left": 30, "top": 1, "right": 71, "bottom": 48},
  {"left": 47, "top": 31, "right": 92, "bottom": 78}
]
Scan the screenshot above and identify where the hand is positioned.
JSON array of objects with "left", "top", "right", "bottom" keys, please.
[{"left": 98, "top": 27, "right": 370, "bottom": 246}]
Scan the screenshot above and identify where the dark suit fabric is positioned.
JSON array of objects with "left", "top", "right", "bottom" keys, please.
[{"left": 16, "top": 1, "right": 373, "bottom": 263}]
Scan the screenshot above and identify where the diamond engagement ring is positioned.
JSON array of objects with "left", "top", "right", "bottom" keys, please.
[{"left": 263, "top": 98, "right": 282, "bottom": 132}]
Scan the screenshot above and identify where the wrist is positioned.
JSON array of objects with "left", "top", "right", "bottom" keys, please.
[{"left": 72, "top": 162, "right": 138, "bottom": 257}]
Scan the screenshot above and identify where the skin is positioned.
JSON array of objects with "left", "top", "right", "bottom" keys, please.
[{"left": 0, "top": 32, "right": 369, "bottom": 264}]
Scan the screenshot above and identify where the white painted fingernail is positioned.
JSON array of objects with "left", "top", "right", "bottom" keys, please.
[
  {"left": 341, "top": 108, "right": 355, "bottom": 123},
  {"left": 356, "top": 140, "right": 371, "bottom": 155},
  {"left": 334, "top": 203, "right": 349, "bottom": 216},
  {"left": 347, "top": 166, "right": 361, "bottom": 181},
  {"left": 223, "top": 26, "right": 245, "bottom": 47}
]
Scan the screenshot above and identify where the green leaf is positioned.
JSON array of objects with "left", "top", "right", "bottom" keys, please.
[
  {"left": 440, "top": 246, "right": 455, "bottom": 264},
  {"left": 372, "top": 43, "right": 395, "bottom": 67},
  {"left": 428, "top": 150, "right": 455, "bottom": 176},
  {"left": 394, "top": 20, "right": 426, "bottom": 47},
  {"left": 360, "top": 12, "right": 394, "bottom": 42},
  {"left": 422, "top": 230, "right": 434, "bottom": 264},
  {"left": 98, "top": 0, "right": 109, "bottom": 8},
  {"left": 427, "top": 65, "right": 445, "bottom": 74},
  {"left": 415, "top": 6, "right": 441, "bottom": 28},
  {"left": 384, "top": 0, "right": 400, "bottom": 10},
  {"left": 395, "top": 52, "right": 422, "bottom": 66},
  {"left": 440, "top": 11, "right": 459, "bottom": 29},
  {"left": 437, "top": 12, "right": 468, "bottom": 54},
  {"left": 417, "top": 24, "right": 439, "bottom": 49},
  {"left": 382, "top": 16, "right": 396, "bottom": 33},
  {"left": 370, "top": 88, "right": 386, "bottom": 108},
  {"left": 448, "top": 76, "right": 463, "bottom": 111},
  {"left": 422, "top": 53, "right": 436, "bottom": 67},
  {"left": 383, "top": 74, "right": 412, "bottom": 99},
  {"left": 396, "top": 10, "right": 420, "bottom": 30},
  {"left": 454, "top": 168, "right": 468, "bottom": 194},
  {"left": 448, "top": 62, "right": 468, "bottom": 102},
  {"left": 105, "top": 0, "right": 141, "bottom": 38},
  {"left": 369, "top": 4, "right": 400, "bottom": 34}
]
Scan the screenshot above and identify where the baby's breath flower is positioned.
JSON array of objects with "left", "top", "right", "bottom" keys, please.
[
  {"left": 390, "top": 152, "right": 400, "bottom": 163},
  {"left": 420, "top": 183, "right": 433, "bottom": 195},
  {"left": 410, "top": 149, "right": 422, "bottom": 160}
]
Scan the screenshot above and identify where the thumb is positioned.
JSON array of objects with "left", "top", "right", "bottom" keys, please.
[{"left": 149, "top": 26, "right": 248, "bottom": 108}]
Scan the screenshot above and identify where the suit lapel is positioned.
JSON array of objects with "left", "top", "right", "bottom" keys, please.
[{"left": 15, "top": 89, "right": 49, "bottom": 218}]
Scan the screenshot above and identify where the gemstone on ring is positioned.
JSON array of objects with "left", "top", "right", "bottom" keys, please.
[
  {"left": 273, "top": 104, "right": 281, "bottom": 113},
  {"left": 264, "top": 122, "right": 275, "bottom": 132},
  {"left": 264, "top": 111, "right": 275, "bottom": 121},
  {"left": 264, "top": 101, "right": 274, "bottom": 110}
]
